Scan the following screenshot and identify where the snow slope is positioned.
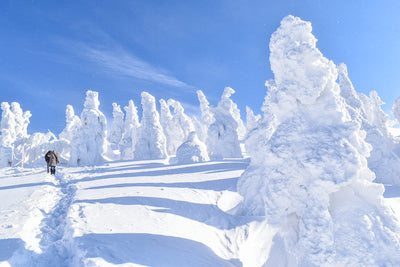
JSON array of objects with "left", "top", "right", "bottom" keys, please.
[
  {"left": 0, "top": 158, "right": 260, "bottom": 266},
  {"left": 1, "top": 159, "right": 400, "bottom": 266}
]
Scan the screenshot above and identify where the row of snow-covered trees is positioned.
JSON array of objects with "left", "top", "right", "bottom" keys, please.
[{"left": 0, "top": 86, "right": 257, "bottom": 167}]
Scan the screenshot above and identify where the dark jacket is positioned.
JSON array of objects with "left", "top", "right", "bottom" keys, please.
[{"left": 45, "top": 150, "right": 60, "bottom": 166}]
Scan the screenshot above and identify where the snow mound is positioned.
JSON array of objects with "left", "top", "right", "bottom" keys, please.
[{"left": 173, "top": 131, "right": 209, "bottom": 164}]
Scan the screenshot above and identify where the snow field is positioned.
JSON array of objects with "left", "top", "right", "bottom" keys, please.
[{"left": 0, "top": 158, "right": 276, "bottom": 266}]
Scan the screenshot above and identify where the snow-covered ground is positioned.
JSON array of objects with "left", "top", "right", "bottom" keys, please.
[
  {"left": 0, "top": 158, "right": 266, "bottom": 266},
  {"left": 1, "top": 159, "right": 400, "bottom": 266}
]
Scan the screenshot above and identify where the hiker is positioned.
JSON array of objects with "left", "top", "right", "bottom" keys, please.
[{"left": 45, "top": 150, "right": 60, "bottom": 175}]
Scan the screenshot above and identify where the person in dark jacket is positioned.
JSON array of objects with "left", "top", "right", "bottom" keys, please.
[{"left": 45, "top": 150, "right": 60, "bottom": 175}]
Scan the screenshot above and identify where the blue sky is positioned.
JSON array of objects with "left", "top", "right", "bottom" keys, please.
[{"left": 1, "top": 0, "right": 400, "bottom": 134}]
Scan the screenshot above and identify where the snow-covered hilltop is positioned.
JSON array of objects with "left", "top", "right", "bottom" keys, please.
[{"left": 1, "top": 15, "right": 400, "bottom": 267}]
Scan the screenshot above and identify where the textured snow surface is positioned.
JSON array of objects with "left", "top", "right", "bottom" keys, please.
[
  {"left": 0, "top": 158, "right": 263, "bottom": 266},
  {"left": 1, "top": 160, "right": 400, "bottom": 266}
]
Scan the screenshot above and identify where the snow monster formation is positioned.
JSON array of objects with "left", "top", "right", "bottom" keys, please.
[
  {"left": 0, "top": 102, "right": 32, "bottom": 167},
  {"left": 134, "top": 92, "right": 167, "bottom": 160},
  {"left": 238, "top": 15, "right": 400, "bottom": 266},
  {"left": 69, "top": 90, "right": 108, "bottom": 166},
  {"left": 338, "top": 63, "right": 400, "bottom": 186},
  {"left": 174, "top": 131, "right": 209, "bottom": 164},
  {"left": 120, "top": 100, "right": 140, "bottom": 160},
  {"left": 207, "top": 87, "right": 243, "bottom": 160}
]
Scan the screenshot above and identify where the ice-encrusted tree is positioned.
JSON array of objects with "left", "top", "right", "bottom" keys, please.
[
  {"left": 0, "top": 102, "right": 16, "bottom": 148},
  {"left": 0, "top": 102, "right": 32, "bottom": 167},
  {"left": 11, "top": 102, "right": 31, "bottom": 141},
  {"left": 174, "top": 131, "right": 209, "bottom": 164},
  {"left": 134, "top": 92, "right": 167, "bottom": 160},
  {"left": 195, "top": 90, "right": 214, "bottom": 143},
  {"left": 120, "top": 100, "right": 140, "bottom": 160},
  {"left": 168, "top": 98, "right": 195, "bottom": 154},
  {"left": 338, "top": 63, "right": 400, "bottom": 185},
  {"left": 245, "top": 106, "right": 261, "bottom": 136},
  {"left": 159, "top": 98, "right": 195, "bottom": 156},
  {"left": 169, "top": 99, "right": 195, "bottom": 137},
  {"left": 238, "top": 15, "right": 400, "bottom": 266},
  {"left": 207, "top": 87, "right": 243, "bottom": 159},
  {"left": 59, "top": 105, "right": 82, "bottom": 142},
  {"left": 108, "top": 103, "right": 125, "bottom": 147},
  {"left": 159, "top": 99, "right": 175, "bottom": 155},
  {"left": 70, "top": 90, "right": 108, "bottom": 166}
]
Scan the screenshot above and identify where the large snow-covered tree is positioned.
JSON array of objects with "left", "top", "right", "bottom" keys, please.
[
  {"left": 108, "top": 103, "right": 125, "bottom": 148},
  {"left": 338, "top": 63, "right": 400, "bottom": 185},
  {"left": 194, "top": 90, "right": 214, "bottom": 143},
  {"left": 134, "top": 92, "right": 167, "bottom": 160},
  {"left": 120, "top": 100, "right": 140, "bottom": 160},
  {"left": 238, "top": 15, "right": 400, "bottom": 266},
  {"left": 207, "top": 87, "right": 243, "bottom": 160},
  {"left": 69, "top": 90, "right": 108, "bottom": 166}
]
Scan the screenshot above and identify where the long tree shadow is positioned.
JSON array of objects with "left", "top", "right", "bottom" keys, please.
[
  {"left": 74, "top": 161, "right": 249, "bottom": 185},
  {"left": 75, "top": 233, "right": 241, "bottom": 266},
  {"left": 74, "top": 196, "right": 254, "bottom": 230},
  {"left": 85, "top": 177, "right": 239, "bottom": 192},
  {"left": 0, "top": 182, "right": 56, "bottom": 191}
]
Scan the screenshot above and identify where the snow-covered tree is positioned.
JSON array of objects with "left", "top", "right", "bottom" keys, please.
[
  {"left": 0, "top": 102, "right": 16, "bottom": 148},
  {"left": 238, "top": 15, "right": 400, "bottom": 266},
  {"left": 159, "top": 99, "right": 175, "bottom": 155},
  {"left": 174, "top": 131, "right": 209, "bottom": 164},
  {"left": 0, "top": 102, "right": 32, "bottom": 167},
  {"left": 159, "top": 98, "right": 195, "bottom": 156},
  {"left": 168, "top": 99, "right": 195, "bottom": 139},
  {"left": 134, "top": 92, "right": 167, "bottom": 160},
  {"left": 245, "top": 106, "right": 261, "bottom": 136},
  {"left": 11, "top": 102, "right": 31, "bottom": 141},
  {"left": 120, "top": 100, "right": 140, "bottom": 160},
  {"left": 207, "top": 87, "right": 243, "bottom": 160},
  {"left": 59, "top": 105, "right": 82, "bottom": 142},
  {"left": 70, "top": 90, "right": 108, "bottom": 166},
  {"left": 108, "top": 103, "right": 125, "bottom": 147},
  {"left": 338, "top": 63, "right": 400, "bottom": 185},
  {"left": 195, "top": 90, "right": 214, "bottom": 142}
]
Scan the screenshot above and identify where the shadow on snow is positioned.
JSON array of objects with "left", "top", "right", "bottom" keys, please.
[
  {"left": 74, "top": 196, "right": 253, "bottom": 230},
  {"left": 75, "top": 233, "right": 241, "bottom": 267}
]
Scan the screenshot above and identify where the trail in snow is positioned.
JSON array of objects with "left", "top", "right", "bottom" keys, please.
[{"left": 31, "top": 170, "right": 77, "bottom": 267}]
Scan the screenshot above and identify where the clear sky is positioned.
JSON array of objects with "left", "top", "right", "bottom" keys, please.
[{"left": 1, "top": 0, "right": 400, "bottom": 134}]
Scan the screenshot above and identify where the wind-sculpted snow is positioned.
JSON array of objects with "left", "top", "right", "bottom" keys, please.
[
  {"left": 195, "top": 90, "right": 214, "bottom": 143},
  {"left": 159, "top": 98, "right": 195, "bottom": 156},
  {"left": 70, "top": 90, "right": 108, "bottom": 166},
  {"left": 108, "top": 103, "right": 124, "bottom": 147},
  {"left": 238, "top": 15, "right": 400, "bottom": 266},
  {"left": 207, "top": 87, "right": 243, "bottom": 160},
  {"left": 134, "top": 92, "right": 168, "bottom": 160},
  {"left": 0, "top": 102, "right": 32, "bottom": 167},
  {"left": 173, "top": 131, "right": 209, "bottom": 164},
  {"left": 120, "top": 100, "right": 140, "bottom": 160},
  {"left": 338, "top": 63, "right": 400, "bottom": 185}
]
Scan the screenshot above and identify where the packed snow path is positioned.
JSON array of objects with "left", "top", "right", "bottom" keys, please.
[{"left": 0, "top": 159, "right": 262, "bottom": 266}]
